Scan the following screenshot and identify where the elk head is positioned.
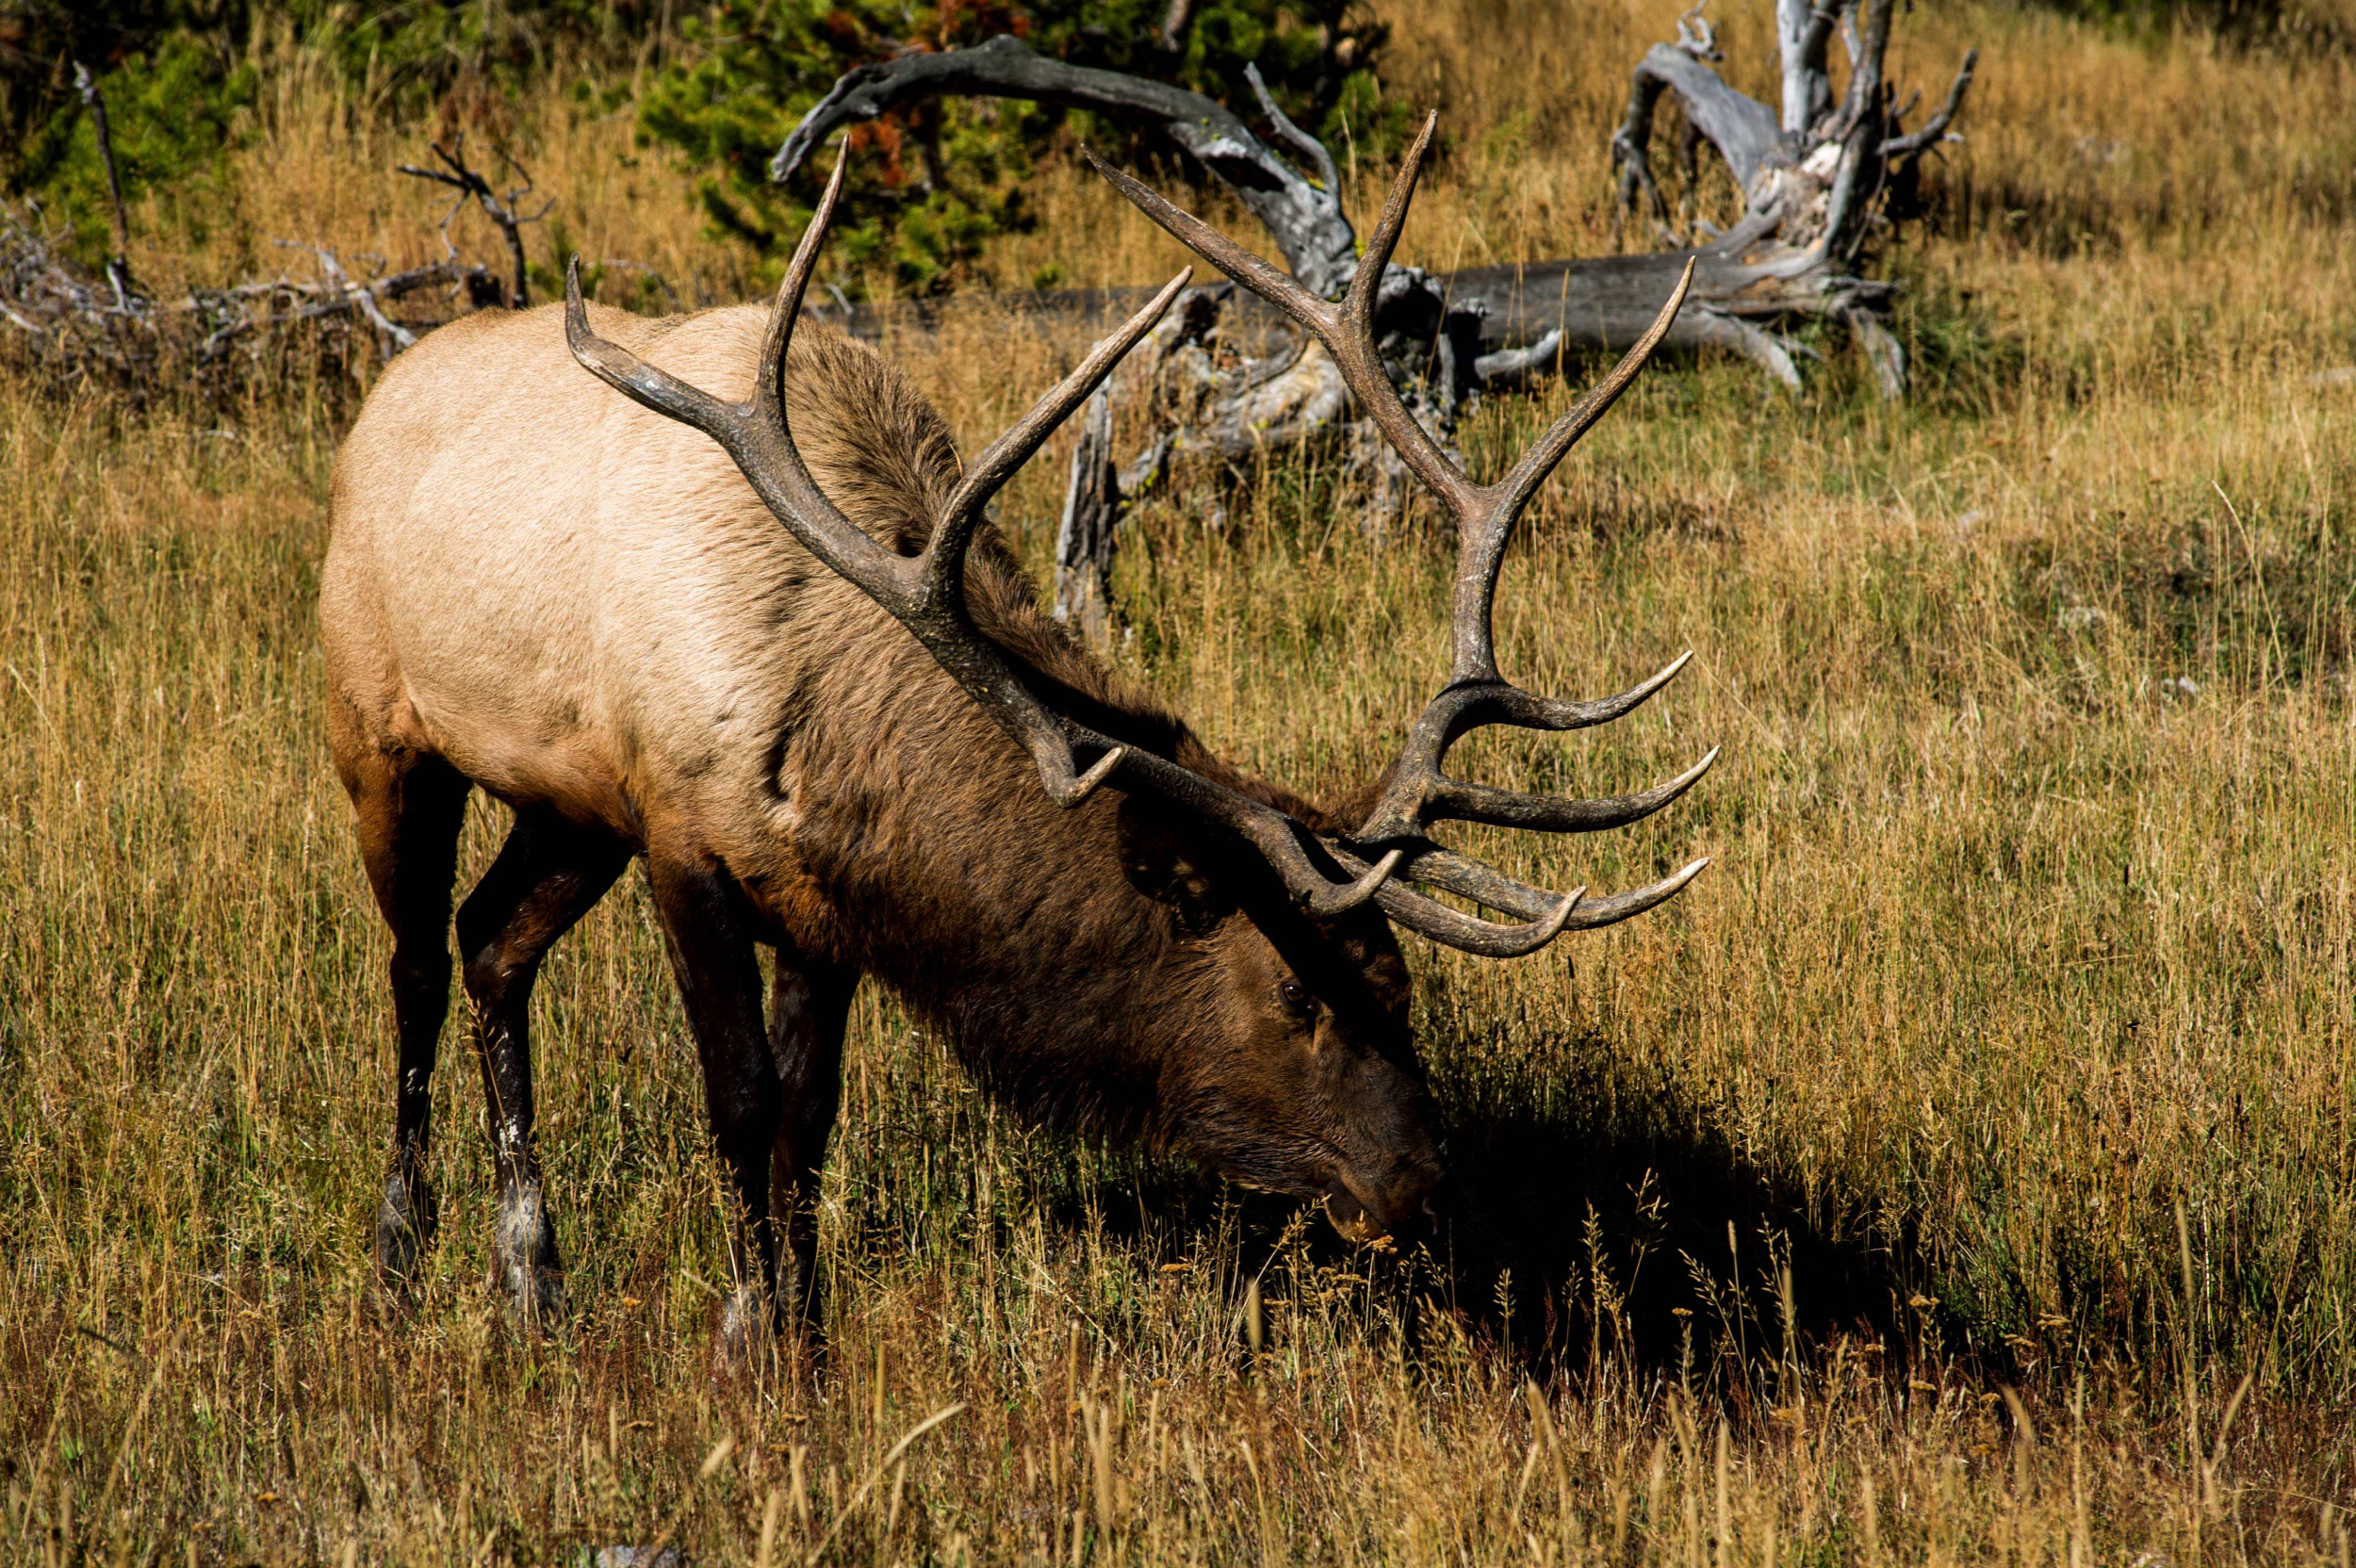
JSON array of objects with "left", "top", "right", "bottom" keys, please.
[{"left": 561, "top": 117, "right": 1714, "bottom": 1244}]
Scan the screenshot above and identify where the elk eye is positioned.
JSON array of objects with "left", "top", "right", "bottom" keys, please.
[{"left": 1278, "top": 979, "right": 1315, "bottom": 1019}]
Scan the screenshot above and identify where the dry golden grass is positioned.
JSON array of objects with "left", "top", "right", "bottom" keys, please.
[{"left": 6, "top": 1, "right": 2356, "bottom": 1562}]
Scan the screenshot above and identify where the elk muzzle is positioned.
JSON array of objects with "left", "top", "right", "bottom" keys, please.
[{"left": 1320, "top": 1152, "right": 1446, "bottom": 1245}]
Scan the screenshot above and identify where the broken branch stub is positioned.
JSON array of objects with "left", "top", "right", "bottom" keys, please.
[
  {"left": 1609, "top": 0, "right": 1977, "bottom": 396},
  {"left": 1053, "top": 384, "right": 1121, "bottom": 643},
  {"left": 71, "top": 62, "right": 136, "bottom": 308}
]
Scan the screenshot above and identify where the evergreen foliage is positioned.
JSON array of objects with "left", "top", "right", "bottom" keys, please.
[
  {"left": 0, "top": 0, "right": 1393, "bottom": 285},
  {"left": 633, "top": 0, "right": 1396, "bottom": 292}
]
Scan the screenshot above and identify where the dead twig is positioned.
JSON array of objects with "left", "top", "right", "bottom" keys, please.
[
  {"left": 397, "top": 133, "right": 554, "bottom": 308},
  {"left": 71, "top": 62, "right": 136, "bottom": 308}
]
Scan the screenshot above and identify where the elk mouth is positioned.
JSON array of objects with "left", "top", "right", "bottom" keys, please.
[
  {"left": 1320, "top": 1185, "right": 1384, "bottom": 1245},
  {"left": 1319, "top": 1144, "right": 1442, "bottom": 1243},
  {"left": 1219, "top": 1150, "right": 1435, "bottom": 1245}
]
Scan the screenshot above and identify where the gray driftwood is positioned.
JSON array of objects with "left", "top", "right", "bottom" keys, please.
[
  {"left": 768, "top": 2, "right": 1972, "bottom": 634},
  {"left": 1607, "top": 0, "right": 1976, "bottom": 394},
  {"left": 775, "top": 34, "right": 1361, "bottom": 299}
]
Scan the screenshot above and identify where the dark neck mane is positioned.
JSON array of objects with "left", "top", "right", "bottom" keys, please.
[{"left": 777, "top": 323, "right": 1333, "bottom": 1139}]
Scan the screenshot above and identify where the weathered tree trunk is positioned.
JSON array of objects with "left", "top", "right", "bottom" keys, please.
[
  {"left": 1609, "top": 0, "right": 1974, "bottom": 394},
  {"left": 774, "top": 3, "right": 1972, "bottom": 629},
  {"left": 1053, "top": 385, "right": 1121, "bottom": 642}
]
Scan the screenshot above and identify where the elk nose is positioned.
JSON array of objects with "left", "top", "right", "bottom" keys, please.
[{"left": 1373, "top": 1159, "right": 1448, "bottom": 1242}]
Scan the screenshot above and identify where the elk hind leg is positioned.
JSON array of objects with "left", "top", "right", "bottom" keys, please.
[
  {"left": 345, "top": 746, "right": 471, "bottom": 1294},
  {"left": 455, "top": 807, "right": 630, "bottom": 1326}
]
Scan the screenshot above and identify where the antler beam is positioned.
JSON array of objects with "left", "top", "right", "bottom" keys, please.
[{"left": 1091, "top": 115, "right": 1716, "bottom": 955}]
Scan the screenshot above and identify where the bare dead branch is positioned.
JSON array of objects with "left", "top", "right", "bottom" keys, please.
[
  {"left": 769, "top": 34, "right": 1360, "bottom": 298},
  {"left": 398, "top": 133, "right": 551, "bottom": 308},
  {"left": 71, "top": 62, "right": 135, "bottom": 307},
  {"left": 1612, "top": 42, "right": 1780, "bottom": 199},
  {"left": 1884, "top": 50, "right": 1979, "bottom": 159}
]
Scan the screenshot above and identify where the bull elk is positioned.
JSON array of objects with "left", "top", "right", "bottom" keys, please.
[{"left": 320, "top": 114, "right": 1713, "bottom": 1345}]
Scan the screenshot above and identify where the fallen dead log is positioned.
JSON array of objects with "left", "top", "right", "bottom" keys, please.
[
  {"left": 777, "top": 3, "right": 1972, "bottom": 395},
  {"left": 0, "top": 137, "right": 545, "bottom": 410},
  {"left": 0, "top": 204, "right": 499, "bottom": 405},
  {"left": 772, "top": 3, "right": 1972, "bottom": 630}
]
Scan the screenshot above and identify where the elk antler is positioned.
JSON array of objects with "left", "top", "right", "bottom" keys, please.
[
  {"left": 1088, "top": 113, "right": 1715, "bottom": 955},
  {"left": 565, "top": 159, "right": 1397, "bottom": 920},
  {"left": 564, "top": 142, "right": 1705, "bottom": 956},
  {"left": 566, "top": 160, "right": 1150, "bottom": 808}
]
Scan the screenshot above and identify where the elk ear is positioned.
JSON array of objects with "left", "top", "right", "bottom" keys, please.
[{"left": 1118, "top": 798, "right": 1230, "bottom": 938}]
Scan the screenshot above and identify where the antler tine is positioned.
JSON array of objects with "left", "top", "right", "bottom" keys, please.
[
  {"left": 1408, "top": 884, "right": 1585, "bottom": 960},
  {"left": 1341, "top": 112, "right": 1435, "bottom": 323},
  {"left": 1425, "top": 746, "right": 1718, "bottom": 835},
  {"left": 1084, "top": 150, "right": 1329, "bottom": 338},
  {"left": 564, "top": 160, "right": 898, "bottom": 601},
  {"left": 1383, "top": 845, "right": 1710, "bottom": 936},
  {"left": 1562, "top": 858, "right": 1710, "bottom": 930},
  {"left": 1360, "top": 646, "right": 1687, "bottom": 843},
  {"left": 1088, "top": 135, "right": 1481, "bottom": 523},
  {"left": 565, "top": 256, "right": 752, "bottom": 447},
  {"left": 1477, "top": 256, "right": 1694, "bottom": 609},
  {"left": 1331, "top": 112, "right": 1481, "bottom": 517},
  {"left": 1490, "top": 256, "right": 1692, "bottom": 521},
  {"left": 1371, "top": 876, "right": 1587, "bottom": 960},
  {"left": 750, "top": 155, "right": 848, "bottom": 426},
  {"left": 1446, "top": 260, "right": 1693, "bottom": 686},
  {"left": 924, "top": 269, "right": 1192, "bottom": 612}
]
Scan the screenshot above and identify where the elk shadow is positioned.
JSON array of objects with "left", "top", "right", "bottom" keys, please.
[
  {"left": 1031, "top": 1023, "right": 1925, "bottom": 1380},
  {"left": 1425, "top": 1033, "right": 1927, "bottom": 1379}
]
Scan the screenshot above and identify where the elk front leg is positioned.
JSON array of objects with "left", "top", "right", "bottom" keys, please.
[
  {"left": 646, "top": 853, "right": 785, "bottom": 1359},
  {"left": 767, "top": 953, "right": 857, "bottom": 1339},
  {"left": 455, "top": 808, "right": 630, "bottom": 1326}
]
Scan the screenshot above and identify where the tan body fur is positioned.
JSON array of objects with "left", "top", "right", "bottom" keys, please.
[
  {"left": 332, "top": 302, "right": 1066, "bottom": 939},
  {"left": 323, "top": 301, "right": 1438, "bottom": 1341}
]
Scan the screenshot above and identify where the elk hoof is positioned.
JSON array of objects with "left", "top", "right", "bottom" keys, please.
[
  {"left": 712, "top": 1288, "right": 797, "bottom": 1386},
  {"left": 375, "top": 1168, "right": 438, "bottom": 1294},
  {"left": 495, "top": 1260, "right": 569, "bottom": 1332},
  {"left": 493, "top": 1186, "right": 568, "bottom": 1332}
]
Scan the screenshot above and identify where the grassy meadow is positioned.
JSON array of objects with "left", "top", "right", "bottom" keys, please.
[{"left": 6, "top": 0, "right": 2356, "bottom": 1561}]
